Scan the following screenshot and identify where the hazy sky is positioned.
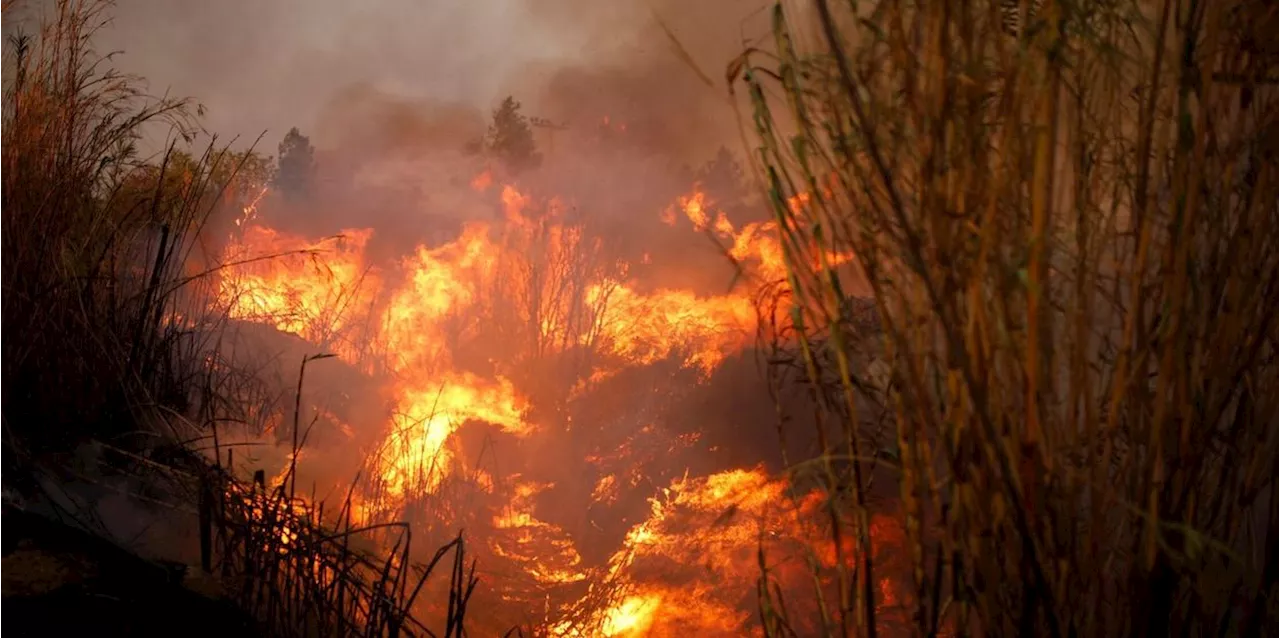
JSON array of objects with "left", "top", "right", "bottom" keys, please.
[{"left": 78, "top": 0, "right": 769, "bottom": 151}]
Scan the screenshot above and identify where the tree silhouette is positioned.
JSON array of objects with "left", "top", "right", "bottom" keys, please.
[
  {"left": 484, "top": 96, "right": 541, "bottom": 174},
  {"left": 276, "top": 127, "right": 315, "bottom": 201},
  {"left": 695, "top": 146, "right": 751, "bottom": 221}
]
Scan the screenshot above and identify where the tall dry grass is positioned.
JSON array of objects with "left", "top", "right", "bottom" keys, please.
[
  {"left": 1, "top": 0, "right": 261, "bottom": 470},
  {"left": 2, "top": 3, "right": 481, "bottom": 635},
  {"left": 195, "top": 354, "right": 479, "bottom": 638},
  {"left": 735, "top": 0, "right": 1277, "bottom": 635}
]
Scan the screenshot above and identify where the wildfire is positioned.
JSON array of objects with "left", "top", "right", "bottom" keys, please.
[
  {"left": 471, "top": 169, "right": 493, "bottom": 192},
  {"left": 215, "top": 175, "right": 894, "bottom": 635},
  {"left": 219, "top": 226, "right": 378, "bottom": 355},
  {"left": 546, "top": 466, "right": 879, "bottom": 636},
  {"left": 600, "top": 595, "right": 661, "bottom": 635},
  {"left": 379, "top": 374, "right": 528, "bottom": 495},
  {"left": 491, "top": 479, "right": 589, "bottom": 587},
  {"left": 665, "top": 185, "right": 854, "bottom": 287},
  {"left": 587, "top": 282, "right": 754, "bottom": 376}
]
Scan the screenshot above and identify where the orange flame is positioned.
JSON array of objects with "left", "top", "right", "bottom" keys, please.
[{"left": 216, "top": 178, "right": 884, "bottom": 634}]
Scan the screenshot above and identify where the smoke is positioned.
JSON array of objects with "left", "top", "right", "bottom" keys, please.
[
  {"left": 95, "top": 0, "right": 560, "bottom": 141},
  {"left": 91, "top": 0, "right": 769, "bottom": 161},
  {"left": 78, "top": 0, "right": 781, "bottom": 282},
  {"left": 91, "top": 0, "right": 802, "bottom": 502}
]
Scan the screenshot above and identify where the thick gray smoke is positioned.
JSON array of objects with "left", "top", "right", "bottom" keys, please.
[
  {"left": 91, "top": 0, "right": 773, "bottom": 162},
  {"left": 71, "top": 0, "right": 784, "bottom": 281},
  {"left": 41, "top": 0, "right": 805, "bottom": 505}
]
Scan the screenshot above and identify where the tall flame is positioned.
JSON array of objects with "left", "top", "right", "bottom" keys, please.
[{"left": 215, "top": 178, "right": 894, "bottom": 635}]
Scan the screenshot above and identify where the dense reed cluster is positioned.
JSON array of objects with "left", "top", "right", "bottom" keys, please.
[{"left": 737, "top": 0, "right": 1277, "bottom": 635}]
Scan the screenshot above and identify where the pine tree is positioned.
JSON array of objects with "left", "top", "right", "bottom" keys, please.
[
  {"left": 696, "top": 146, "right": 750, "bottom": 220},
  {"left": 276, "top": 127, "right": 315, "bottom": 201},
  {"left": 485, "top": 96, "right": 541, "bottom": 174}
]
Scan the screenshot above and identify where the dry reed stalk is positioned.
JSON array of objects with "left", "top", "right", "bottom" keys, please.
[
  {"left": 3, "top": 3, "right": 484, "bottom": 634},
  {"left": 734, "top": 0, "right": 1278, "bottom": 635}
]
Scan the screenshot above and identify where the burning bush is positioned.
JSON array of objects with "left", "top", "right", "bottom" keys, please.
[{"left": 208, "top": 144, "right": 904, "bottom": 633}]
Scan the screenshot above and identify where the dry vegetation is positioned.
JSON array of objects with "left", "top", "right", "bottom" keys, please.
[
  {"left": 737, "top": 0, "right": 1277, "bottom": 635},
  {"left": 3, "top": 0, "right": 208, "bottom": 466},
  {"left": 6, "top": 0, "right": 1276, "bottom": 636},
  {"left": 2, "top": 2, "right": 473, "bottom": 635}
]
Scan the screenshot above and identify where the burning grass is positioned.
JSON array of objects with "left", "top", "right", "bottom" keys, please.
[
  {"left": 12, "top": 0, "right": 1272, "bottom": 635},
  {"left": 206, "top": 126, "right": 912, "bottom": 633},
  {"left": 208, "top": 446, "right": 479, "bottom": 638},
  {"left": 1, "top": 2, "right": 490, "bottom": 634},
  {"left": 207, "top": 172, "right": 860, "bottom": 632}
]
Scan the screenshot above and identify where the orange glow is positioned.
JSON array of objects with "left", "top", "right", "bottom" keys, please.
[
  {"left": 557, "top": 467, "right": 908, "bottom": 637},
  {"left": 600, "top": 595, "right": 661, "bottom": 636},
  {"left": 471, "top": 170, "right": 493, "bottom": 192},
  {"left": 379, "top": 375, "right": 528, "bottom": 494},
  {"left": 220, "top": 226, "right": 378, "bottom": 348},
  {"left": 491, "top": 478, "right": 589, "bottom": 587},
  {"left": 216, "top": 178, "right": 892, "bottom": 634},
  {"left": 587, "top": 282, "right": 754, "bottom": 377},
  {"left": 678, "top": 190, "right": 710, "bottom": 230},
  {"left": 670, "top": 187, "right": 852, "bottom": 287}
]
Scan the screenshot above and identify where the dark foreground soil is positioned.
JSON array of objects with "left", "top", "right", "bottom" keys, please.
[{"left": 2, "top": 505, "right": 261, "bottom": 638}]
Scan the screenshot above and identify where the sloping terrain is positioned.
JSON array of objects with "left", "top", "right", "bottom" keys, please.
[{"left": 2, "top": 505, "right": 260, "bottom": 638}]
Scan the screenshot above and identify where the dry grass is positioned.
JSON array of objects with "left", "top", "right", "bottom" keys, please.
[
  {"left": 203, "top": 394, "right": 479, "bottom": 638},
  {"left": 2, "top": 0, "right": 251, "bottom": 466},
  {"left": 733, "top": 0, "right": 1278, "bottom": 635},
  {"left": 2, "top": 2, "right": 481, "bottom": 634}
]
